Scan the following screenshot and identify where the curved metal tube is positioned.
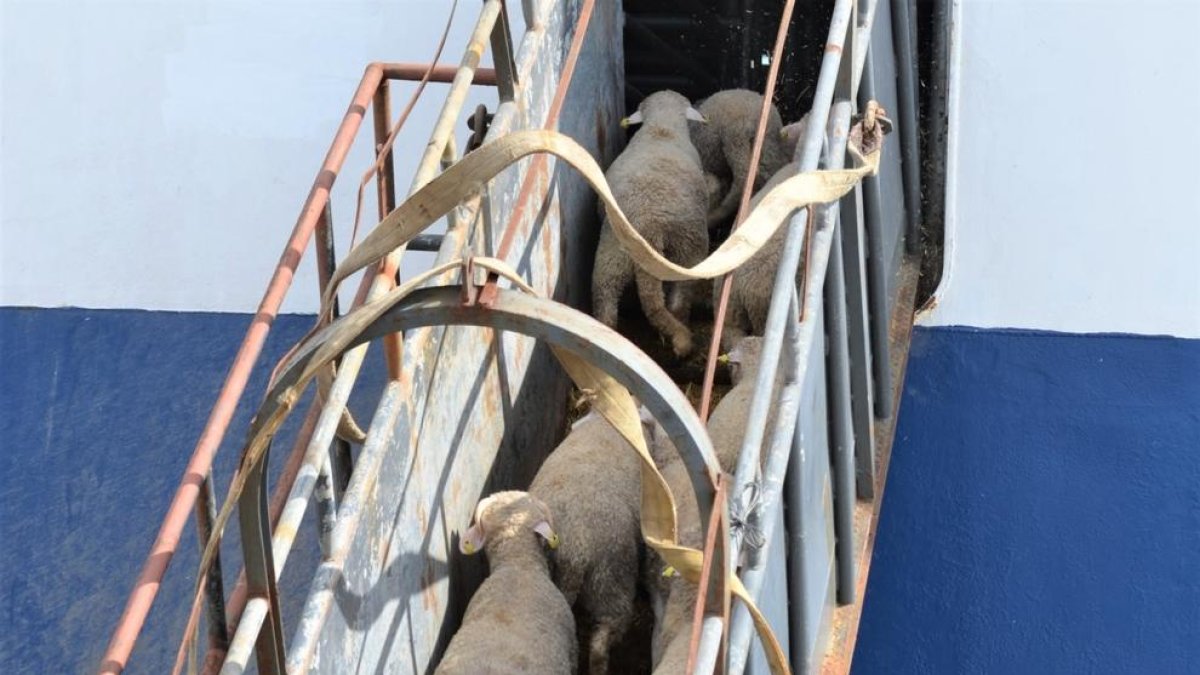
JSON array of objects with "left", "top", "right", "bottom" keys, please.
[{"left": 339, "top": 285, "right": 722, "bottom": 514}]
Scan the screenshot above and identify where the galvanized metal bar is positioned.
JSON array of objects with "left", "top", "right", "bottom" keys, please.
[
  {"left": 195, "top": 473, "right": 229, "bottom": 652},
  {"left": 839, "top": 182, "right": 877, "bottom": 499},
  {"left": 312, "top": 286, "right": 722, "bottom": 512},
  {"left": 696, "top": 617, "right": 726, "bottom": 675},
  {"left": 784, "top": 402, "right": 817, "bottom": 675},
  {"left": 820, "top": 103, "right": 858, "bottom": 606},
  {"left": 727, "top": 0, "right": 856, "bottom": 602},
  {"left": 889, "top": 0, "right": 922, "bottom": 254},
  {"left": 315, "top": 201, "right": 355, "bottom": 498},
  {"left": 408, "top": 1, "right": 503, "bottom": 197},
  {"left": 220, "top": 598, "right": 269, "bottom": 675},
  {"left": 287, "top": 381, "right": 407, "bottom": 674},
  {"left": 858, "top": 58, "right": 893, "bottom": 419},
  {"left": 520, "top": 0, "right": 539, "bottom": 31},
  {"left": 488, "top": 0, "right": 520, "bottom": 102},
  {"left": 724, "top": 103, "right": 857, "bottom": 675},
  {"left": 235, "top": 448, "right": 286, "bottom": 675},
  {"left": 218, "top": 307, "right": 380, "bottom": 670}
]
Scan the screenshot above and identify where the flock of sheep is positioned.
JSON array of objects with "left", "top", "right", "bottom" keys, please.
[{"left": 435, "top": 88, "right": 810, "bottom": 674}]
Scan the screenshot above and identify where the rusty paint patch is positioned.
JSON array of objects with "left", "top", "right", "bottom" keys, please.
[{"left": 825, "top": 43, "right": 842, "bottom": 54}]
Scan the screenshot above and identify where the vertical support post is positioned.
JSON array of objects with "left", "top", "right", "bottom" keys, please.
[
  {"left": 784, "top": 408, "right": 813, "bottom": 675},
  {"left": 839, "top": 184, "right": 877, "bottom": 499},
  {"left": 195, "top": 473, "right": 229, "bottom": 653},
  {"left": 237, "top": 450, "right": 286, "bottom": 675},
  {"left": 370, "top": 80, "right": 404, "bottom": 381},
  {"left": 822, "top": 105, "right": 858, "bottom": 606},
  {"left": 858, "top": 58, "right": 893, "bottom": 419},
  {"left": 489, "top": 0, "right": 519, "bottom": 103},
  {"left": 890, "top": 0, "right": 923, "bottom": 254},
  {"left": 316, "top": 201, "right": 355, "bottom": 497}
]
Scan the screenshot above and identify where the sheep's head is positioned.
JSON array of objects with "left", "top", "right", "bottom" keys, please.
[
  {"left": 727, "top": 335, "right": 765, "bottom": 385},
  {"left": 622, "top": 89, "right": 706, "bottom": 128},
  {"left": 459, "top": 490, "right": 559, "bottom": 555}
]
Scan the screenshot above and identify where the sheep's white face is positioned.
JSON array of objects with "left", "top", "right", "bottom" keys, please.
[{"left": 459, "top": 491, "right": 559, "bottom": 554}]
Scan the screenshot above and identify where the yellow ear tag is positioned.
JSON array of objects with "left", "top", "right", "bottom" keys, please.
[
  {"left": 548, "top": 533, "right": 561, "bottom": 549},
  {"left": 662, "top": 566, "right": 677, "bottom": 578},
  {"left": 463, "top": 541, "right": 476, "bottom": 555},
  {"left": 717, "top": 353, "right": 730, "bottom": 365},
  {"left": 619, "top": 117, "right": 631, "bottom": 129}
]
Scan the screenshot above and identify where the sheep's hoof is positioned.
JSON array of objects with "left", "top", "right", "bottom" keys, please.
[{"left": 671, "top": 332, "right": 693, "bottom": 358}]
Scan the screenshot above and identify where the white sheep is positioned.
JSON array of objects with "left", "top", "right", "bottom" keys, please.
[
  {"left": 529, "top": 408, "right": 646, "bottom": 674},
  {"left": 591, "top": 90, "right": 710, "bottom": 358},
  {"left": 689, "top": 89, "right": 795, "bottom": 230},
  {"left": 635, "top": 407, "right": 706, "bottom": 672},
  {"left": 436, "top": 491, "right": 577, "bottom": 675},
  {"left": 708, "top": 335, "right": 782, "bottom": 476},
  {"left": 711, "top": 136, "right": 812, "bottom": 350}
]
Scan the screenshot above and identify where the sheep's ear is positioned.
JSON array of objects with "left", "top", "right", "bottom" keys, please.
[
  {"left": 528, "top": 496, "right": 560, "bottom": 549},
  {"left": 620, "top": 110, "right": 643, "bottom": 128},
  {"left": 533, "top": 520, "right": 560, "bottom": 549},
  {"left": 460, "top": 522, "right": 487, "bottom": 555},
  {"left": 686, "top": 107, "right": 707, "bottom": 123}
]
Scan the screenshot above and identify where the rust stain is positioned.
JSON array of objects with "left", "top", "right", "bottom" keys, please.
[
  {"left": 825, "top": 43, "right": 842, "bottom": 54},
  {"left": 418, "top": 503, "right": 428, "bottom": 538},
  {"left": 421, "top": 558, "right": 439, "bottom": 612}
]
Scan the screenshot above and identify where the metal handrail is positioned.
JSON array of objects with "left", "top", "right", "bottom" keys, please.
[
  {"left": 722, "top": 0, "right": 883, "bottom": 672},
  {"left": 98, "top": 56, "right": 500, "bottom": 675}
]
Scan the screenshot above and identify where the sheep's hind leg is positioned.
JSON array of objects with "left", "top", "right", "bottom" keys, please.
[
  {"left": 635, "top": 269, "right": 693, "bottom": 357},
  {"left": 591, "top": 232, "right": 632, "bottom": 330}
]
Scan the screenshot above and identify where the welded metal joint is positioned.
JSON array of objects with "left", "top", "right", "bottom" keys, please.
[
  {"left": 459, "top": 251, "right": 480, "bottom": 306},
  {"left": 730, "top": 480, "right": 767, "bottom": 570}
]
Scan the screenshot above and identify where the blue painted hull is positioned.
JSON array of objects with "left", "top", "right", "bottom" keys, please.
[
  {"left": 854, "top": 326, "right": 1200, "bottom": 674},
  {"left": 0, "top": 307, "right": 388, "bottom": 673}
]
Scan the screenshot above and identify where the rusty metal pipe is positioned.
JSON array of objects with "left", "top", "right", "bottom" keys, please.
[
  {"left": 380, "top": 62, "right": 497, "bottom": 85},
  {"left": 98, "top": 62, "right": 386, "bottom": 675}
]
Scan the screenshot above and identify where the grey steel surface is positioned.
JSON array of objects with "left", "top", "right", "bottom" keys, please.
[
  {"left": 839, "top": 182, "right": 877, "bottom": 499},
  {"left": 820, "top": 107, "right": 859, "bottom": 607},
  {"left": 859, "top": 57, "right": 893, "bottom": 420},
  {"left": 280, "top": 1, "right": 626, "bottom": 672}
]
